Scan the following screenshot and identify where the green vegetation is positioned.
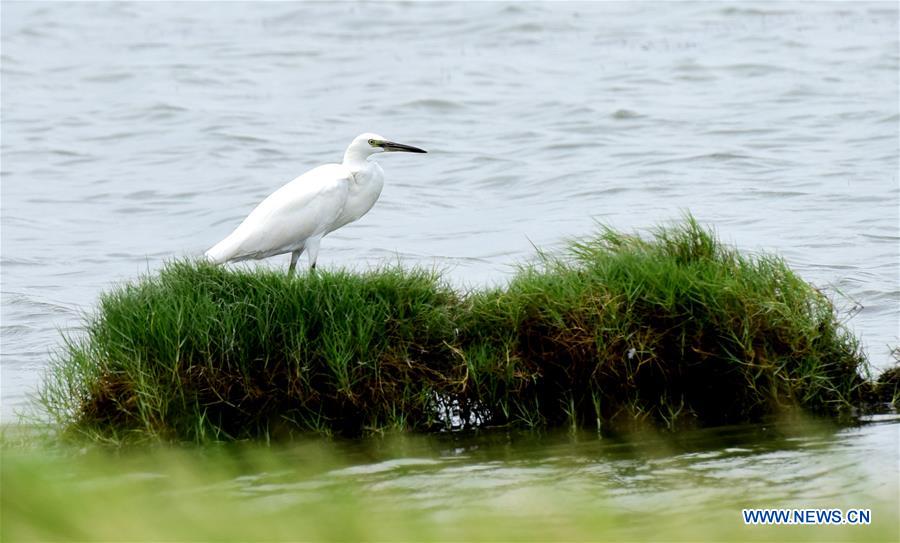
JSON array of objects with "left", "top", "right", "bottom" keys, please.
[
  {"left": 875, "top": 362, "right": 900, "bottom": 407},
  {"left": 3, "top": 425, "right": 898, "bottom": 542},
  {"left": 39, "top": 217, "right": 872, "bottom": 442}
]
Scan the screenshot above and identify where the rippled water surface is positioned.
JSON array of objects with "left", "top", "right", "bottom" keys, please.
[
  {"left": 227, "top": 419, "right": 900, "bottom": 516},
  {"left": 2, "top": 3, "right": 898, "bottom": 421},
  {"left": 2, "top": 417, "right": 899, "bottom": 540}
]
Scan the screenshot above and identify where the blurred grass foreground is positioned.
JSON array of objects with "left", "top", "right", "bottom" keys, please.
[
  {"left": 39, "top": 217, "right": 875, "bottom": 442},
  {"left": 4, "top": 426, "right": 897, "bottom": 543}
]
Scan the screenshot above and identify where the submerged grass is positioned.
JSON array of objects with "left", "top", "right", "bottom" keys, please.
[{"left": 38, "top": 217, "right": 871, "bottom": 441}]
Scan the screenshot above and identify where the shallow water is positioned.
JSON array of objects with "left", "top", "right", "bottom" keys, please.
[
  {"left": 235, "top": 417, "right": 900, "bottom": 518},
  {"left": 3, "top": 417, "right": 899, "bottom": 540},
  {"left": 1, "top": 3, "right": 898, "bottom": 422}
]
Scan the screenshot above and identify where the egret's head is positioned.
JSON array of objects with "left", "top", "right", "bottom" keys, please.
[{"left": 347, "top": 133, "right": 427, "bottom": 161}]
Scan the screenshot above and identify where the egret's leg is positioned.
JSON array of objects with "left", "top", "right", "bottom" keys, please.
[
  {"left": 288, "top": 250, "right": 302, "bottom": 276},
  {"left": 306, "top": 237, "right": 322, "bottom": 272}
]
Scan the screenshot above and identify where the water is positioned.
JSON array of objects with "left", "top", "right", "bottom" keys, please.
[
  {"left": 3, "top": 417, "right": 899, "bottom": 539},
  {"left": 236, "top": 419, "right": 900, "bottom": 518},
  {"left": 1, "top": 3, "right": 897, "bottom": 420}
]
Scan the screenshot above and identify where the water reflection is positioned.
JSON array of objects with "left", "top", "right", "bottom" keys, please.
[{"left": 213, "top": 416, "right": 899, "bottom": 516}]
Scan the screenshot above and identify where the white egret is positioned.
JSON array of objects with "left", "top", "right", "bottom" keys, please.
[{"left": 205, "top": 133, "right": 427, "bottom": 274}]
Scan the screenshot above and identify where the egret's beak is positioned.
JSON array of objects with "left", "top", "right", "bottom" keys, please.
[{"left": 381, "top": 141, "right": 427, "bottom": 153}]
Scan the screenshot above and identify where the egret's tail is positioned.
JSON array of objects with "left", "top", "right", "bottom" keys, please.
[{"left": 205, "top": 236, "right": 238, "bottom": 264}]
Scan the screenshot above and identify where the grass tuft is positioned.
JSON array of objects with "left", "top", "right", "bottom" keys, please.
[{"left": 38, "top": 217, "right": 871, "bottom": 441}]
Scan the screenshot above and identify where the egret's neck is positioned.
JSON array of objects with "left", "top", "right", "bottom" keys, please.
[{"left": 342, "top": 148, "right": 374, "bottom": 171}]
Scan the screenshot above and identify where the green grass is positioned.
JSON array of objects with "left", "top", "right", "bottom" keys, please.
[{"left": 38, "top": 217, "right": 872, "bottom": 442}]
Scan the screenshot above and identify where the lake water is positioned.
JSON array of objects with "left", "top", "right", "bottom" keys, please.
[
  {"left": 2, "top": 416, "right": 898, "bottom": 540},
  {"left": 1, "top": 3, "right": 897, "bottom": 425}
]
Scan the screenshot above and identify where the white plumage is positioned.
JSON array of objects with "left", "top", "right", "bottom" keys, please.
[{"left": 205, "top": 133, "right": 426, "bottom": 274}]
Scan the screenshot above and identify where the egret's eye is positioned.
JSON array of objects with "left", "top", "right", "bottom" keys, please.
[{"left": 368, "top": 139, "right": 377, "bottom": 146}]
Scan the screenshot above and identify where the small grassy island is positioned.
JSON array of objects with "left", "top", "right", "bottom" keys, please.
[{"left": 40, "top": 218, "right": 882, "bottom": 442}]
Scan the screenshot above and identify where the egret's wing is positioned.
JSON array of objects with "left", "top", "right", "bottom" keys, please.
[{"left": 206, "top": 164, "right": 351, "bottom": 262}]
